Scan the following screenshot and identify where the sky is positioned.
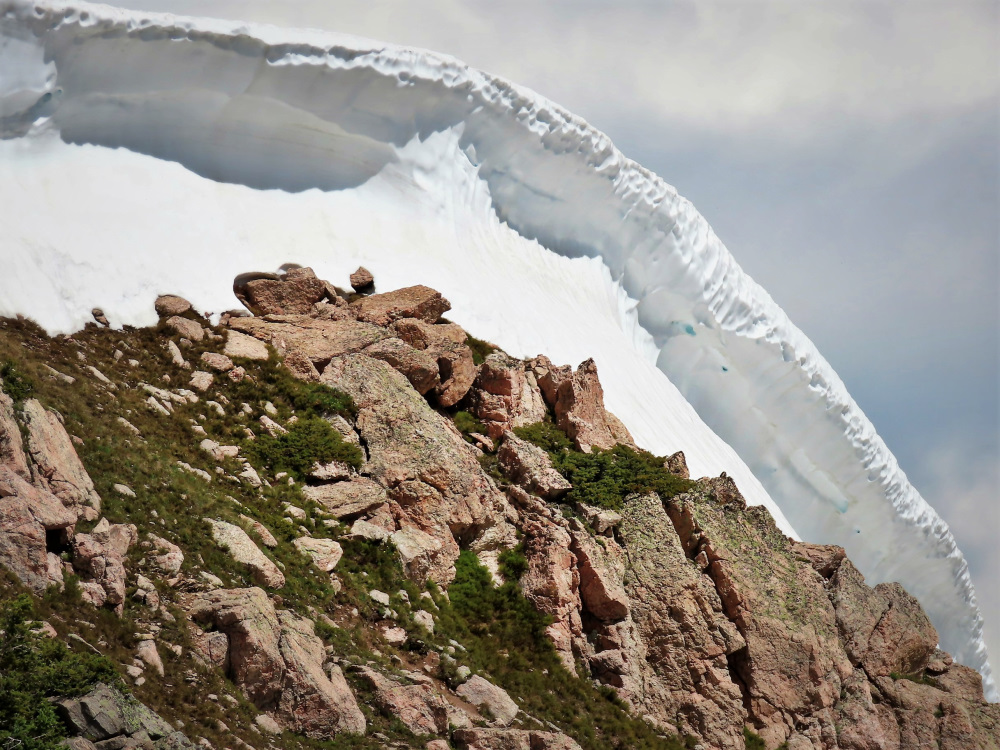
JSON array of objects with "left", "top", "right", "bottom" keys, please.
[{"left": 117, "top": 0, "right": 1000, "bottom": 669}]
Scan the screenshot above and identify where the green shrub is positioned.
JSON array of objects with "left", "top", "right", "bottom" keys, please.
[
  {"left": 513, "top": 420, "right": 573, "bottom": 453},
  {"left": 454, "top": 410, "right": 486, "bottom": 436},
  {"left": 889, "top": 670, "right": 938, "bottom": 687},
  {"left": 283, "top": 381, "right": 356, "bottom": 419},
  {"left": 465, "top": 335, "right": 498, "bottom": 366},
  {"left": 449, "top": 550, "right": 503, "bottom": 625},
  {"left": 0, "top": 595, "right": 119, "bottom": 750},
  {"left": 554, "top": 445, "right": 694, "bottom": 511},
  {"left": 0, "top": 359, "right": 34, "bottom": 404},
  {"left": 516, "top": 421, "right": 695, "bottom": 511},
  {"left": 498, "top": 545, "right": 528, "bottom": 582},
  {"left": 449, "top": 551, "right": 549, "bottom": 646},
  {"left": 227, "top": 356, "right": 356, "bottom": 420},
  {"left": 743, "top": 728, "right": 767, "bottom": 750},
  {"left": 244, "top": 416, "right": 362, "bottom": 480}
]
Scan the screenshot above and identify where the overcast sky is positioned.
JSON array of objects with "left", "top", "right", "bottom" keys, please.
[{"left": 119, "top": 0, "right": 1000, "bottom": 669}]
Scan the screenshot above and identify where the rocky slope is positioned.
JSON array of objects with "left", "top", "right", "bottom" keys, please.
[{"left": 0, "top": 266, "right": 995, "bottom": 750}]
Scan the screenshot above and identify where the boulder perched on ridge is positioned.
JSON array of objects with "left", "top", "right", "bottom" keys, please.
[
  {"left": 154, "top": 295, "right": 193, "bottom": 317},
  {"left": 350, "top": 285, "right": 451, "bottom": 327},
  {"left": 239, "top": 267, "right": 328, "bottom": 316},
  {"left": 349, "top": 266, "right": 374, "bottom": 292}
]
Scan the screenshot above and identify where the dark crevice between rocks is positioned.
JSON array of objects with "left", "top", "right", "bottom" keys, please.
[
  {"left": 726, "top": 646, "right": 754, "bottom": 714},
  {"left": 46, "top": 527, "right": 72, "bottom": 555},
  {"left": 349, "top": 417, "right": 372, "bottom": 465},
  {"left": 659, "top": 492, "right": 762, "bottom": 728}
]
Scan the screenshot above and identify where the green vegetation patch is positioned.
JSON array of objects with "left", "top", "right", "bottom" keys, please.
[
  {"left": 515, "top": 422, "right": 694, "bottom": 511},
  {"left": 0, "top": 359, "right": 34, "bottom": 404},
  {"left": 498, "top": 544, "right": 528, "bottom": 582},
  {"left": 465, "top": 334, "right": 498, "bottom": 366},
  {"left": 513, "top": 420, "right": 573, "bottom": 453},
  {"left": 244, "top": 415, "right": 363, "bottom": 480},
  {"left": 0, "top": 594, "right": 119, "bottom": 750},
  {"left": 454, "top": 410, "right": 486, "bottom": 436},
  {"left": 890, "top": 670, "right": 939, "bottom": 688}
]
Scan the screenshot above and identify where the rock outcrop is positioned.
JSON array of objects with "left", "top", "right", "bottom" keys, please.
[
  {"left": 452, "top": 728, "right": 583, "bottom": 750},
  {"left": 0, "top": 464, "right": 75, "bottom": 593},
  {"left": 431, "top": 342, "right": 477, "bottom": 407},
  {"left": 22, "top": 398, "right": 102, "bottom": 518},
  {"left": 355, "top": 666, "right": 454, "bottom": 735},
  {"left": 164, "top": 316, "right": 205, "bottom": 342},
  {"left": 224, "top": 329, "right": 271, "bottom": 361},
  {"left": 497, "top": 432, "right": 571, "bottom": 499},
  {"left": 204, "top": 519, "right": 285, "bottom": 588},
  {"left": 229, "top": 316, "right": 386, "bottom": 369},
  {"left": 237, "top": 267, "right": 328, "bottom": 316},
  {"left": 508, "top": 462, "right": 1000, "bottom": 750},
  {"left": 190, "top": 587, "right": 366, "bottom": 737},
  {"left": 303, "top": 477, "right": 387, "bottom": 519},
  {"left": 72, "top": 518, "right": 138, "bottom": 612},
  {"left": 362, "top": 337, "right": 440, "bottom": 395},
  {"left": 276, "top": 609, "right": 367, "bottom": 737},
  {"left": 454, "top": 675, "right": 519, "bottom": 726},
  {"left": 56, "top": 682, "right": 188, "bottom": 749},
  {"left": 468, "top": 353, "right": 547, "bottom": 440},
  {"left": 610, "top": 493, "right": 747, "bottom": 747},
  {"left": 527, "top": 357, "right": 632, "bottom": 453},
  {"left": 321, "top": 354, "right": 515, "bottom": 585},
  {"left": 519, "top": 512, "right": 582, "bottom": 672},
  {"left": 0, "top": 387, "right": 29, "bottom": 478},
  {"left": 389, "top": 318, "right": 467, "bottom": 350},
  {"left": 350, "top": 285, "right": 450, "bottom": 327},
  {"left": 0, "top": 275, "right": 992, "bottom": 750},
  {"left": 829, "top": 558, "right": 940, "bottom": 679},
  {"left": 293, "top": 537, "right": 343, "bottom": 573}
]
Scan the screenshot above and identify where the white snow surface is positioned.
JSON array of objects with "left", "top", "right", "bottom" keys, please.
[{"left": 0, "top": 0, "right": 994, "bottom": 699}]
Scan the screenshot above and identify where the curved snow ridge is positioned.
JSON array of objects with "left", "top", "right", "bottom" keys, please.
[{"left": 0, "top": 0, "right": 993, "bottom": 697}]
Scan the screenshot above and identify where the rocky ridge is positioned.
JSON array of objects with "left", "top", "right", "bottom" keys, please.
[{"left": 0, "top": 266, "right": 994, "bottom": 750}]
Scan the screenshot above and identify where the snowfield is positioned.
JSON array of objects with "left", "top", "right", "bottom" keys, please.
[{"left": 0, "top": 0, "right": 994, "bottom": 699}]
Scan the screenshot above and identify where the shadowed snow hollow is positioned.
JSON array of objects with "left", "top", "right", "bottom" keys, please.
[{"left": 0, "top": 0, "right": 993, "bottom": 699}]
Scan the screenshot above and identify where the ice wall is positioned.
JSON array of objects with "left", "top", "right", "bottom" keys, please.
[{"left": 0, "top": 0, "right": 993, "bottom": 698}]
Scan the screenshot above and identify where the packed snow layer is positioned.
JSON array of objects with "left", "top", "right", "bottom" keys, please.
[{"left": 0, "top": 0, "right": 993, "bottom": 698}]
